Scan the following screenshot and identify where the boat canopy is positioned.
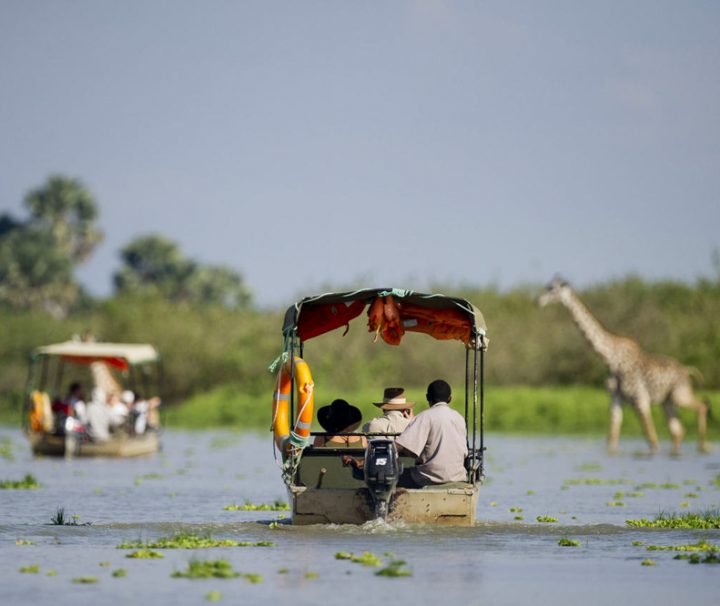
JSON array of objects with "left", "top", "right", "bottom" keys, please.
[
  {"left": 282, "top": 288, "right": 487, "bottom": 348},
  {"left": 33, "top": 341, "right": 160, "bottom": 371}
]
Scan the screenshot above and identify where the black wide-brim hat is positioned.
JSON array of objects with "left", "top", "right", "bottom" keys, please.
[{"left": 317, "top": 399, "right": 362, "bottom": 434}]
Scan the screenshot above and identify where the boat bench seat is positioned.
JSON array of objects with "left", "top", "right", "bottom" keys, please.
[{"left": 297, "top": 448, "right": 415, "bottom": 489}]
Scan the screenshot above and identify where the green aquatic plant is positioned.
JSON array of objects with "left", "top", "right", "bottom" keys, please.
[
  {"left": 1, "top": 474, "right": 41, "bottom": 489},
  {"left": 335, "top": 552, "right": 352, "bottom": 560},
  {"left": 117, "top": 532, "right": 274, "bottom": 549},
  {"left": 49, "top": 507, "right": 90, "bottom": 526},
  {"left": 112, "top": 568, "right": 127, "bottom": 578},
  {"left": 675, "top": 553, "right": 720, "bottom": 564},
  {"left": 127, "top": 549, "right": 164, "bottom": 559},
  {"left": 46, "top": 569, "right": 57, "bottom": 577},
  {"left": 277, "top": 567, "right": 289, "bottom": 574},
  {"left": 632, "top": 541, "right": 644, "bottom": 546},
  {"left": 15, "top": 539, "right": 33, "bottom": 545},
  {"left": 0, "top": 437, "right": 14, "bottom": 461},
  {"left": 206, "top": 590, "right": 223, "bottom": 602},
  {"left": 304, "top": 571, "right": 319, "bottom": 579},
  {"left": 564, "top": 478, "right": 628, "bottom": 486},
  {"left": 558, "top": 538, "right": 581, "bottom": 547},
  {"left": 536, "top": 516, "right": 558, "bottom": 523},
  {"left": 514, "top": 515, "right": 524, "bottom": 521},
  {"left": 646, "top": 540, "right": 720, "bottom": 552},
  {"left": 509, "top": 507, "right": 523, "bottom": 512},
  {"left": 223, "top": 499, "right": 289, "bottom": 511},
  {"left": 684, "top": 493, "right": 699, "bottom": 498},
  {"left": 375, "top": 560, "right": 412, "bottom": 577},
  {"left": 351, "top": 552, "right": 382, "bottom": 566},
  {"left": 641, "top": 559, "right": 657, "bottom": 566},
  {"left": 575, "top": 463, "right": 603, "bottom": 472},
  {"left": 626, "top": 510, "right": 720, "bottom": 529},
  {"left": 607, "top": 501, "right": 626, "bottom": 507},
  {"left": 172, "top": 559, "right": 241, "bottom": 579},
  {"left": 72, "top": 576, "right": 98, "bottom": 583},
  {"left": 99, "top": 561, "right": 111, "bottom": 567},
  {"left": 19, "top": 564, "right": 40, "bottom": 573}
]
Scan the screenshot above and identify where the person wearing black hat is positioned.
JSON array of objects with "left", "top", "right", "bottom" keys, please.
[{"left": 313, "top": 399, "right": 367, "bottom": 448}]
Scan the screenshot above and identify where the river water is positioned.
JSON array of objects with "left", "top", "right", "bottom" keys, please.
[{"left": 1, "top": 427, "right": 719, "bottom": 605}]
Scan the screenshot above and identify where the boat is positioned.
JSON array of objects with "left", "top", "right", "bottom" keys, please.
[
  {"left": 23, "top": 340, "right": 163, "bottom": 457},
  {"left": 271, "top": 288, "right": 488, "bottom": 525}
]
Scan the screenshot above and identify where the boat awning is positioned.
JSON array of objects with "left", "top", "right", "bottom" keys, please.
[
  {"left": 282, "top": 288, "right": 487, "bottom": 348},
  {"left": 33, "top": 342, "right": 160, "bottom": 370}
]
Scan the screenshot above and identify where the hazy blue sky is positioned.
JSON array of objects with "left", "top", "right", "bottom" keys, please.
[{"left": 2, "top": 1, "right": 718, "bottom": 307}]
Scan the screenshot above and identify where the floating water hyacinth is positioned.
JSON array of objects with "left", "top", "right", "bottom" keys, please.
[
  {"left": 126, "top": 549, "right": 164, "bottom": 559},
  {"left": 112, "top": 568, "right": 128, "bottom": 578},
  {"left": 641, "top": 559, "right": 657, "bottom": 566},
  {"left": 674, "top": 553, "right": 720, "bottom": 564},
  {"left": 645, "top": 541, "right": 719, "bottom": 552},
  {"left": 375, "top": 560, "right": 412, "bottom": 577},
  {"left": 19, "top": 564, "right": 40, "bottom": 574},
  {"left": 117, "top": 532, "right": 274, "bottom": 549},
  {"left": 536, "top": 515, "right": 558, "bottom": 523},
  {"left": 172, "top": 559, "right": 240, "bottom": 579},
  {"left": 72, "top": 576, "right": 98, "bottom": 583},
  {"left": 1, "top": 474, "right": 41, "bottom": 489},
  {"left": 223, "top": 499, "right": 289, "bottom": 511},
  {"left": 558, "top": 538, "right": 581, "bottom": 547},
  {"left": 626, "top": 510, "right": 720, "bottom": 529}
]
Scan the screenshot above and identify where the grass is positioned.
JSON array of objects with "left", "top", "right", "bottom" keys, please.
[
  {"left": 117, "top": 532, "right": 274, "bottom": 549},
  {"left": 49, "top": 507, "right": 90, "bottom": 526},
  {"left": 1, "top": 474, "right": 41, "bottom": 489},
  {"left": 626, "top": 510, "right": 720, "bottom": 529}
]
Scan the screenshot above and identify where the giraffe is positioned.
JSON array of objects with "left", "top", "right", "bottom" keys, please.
[
  {"left": 89, "top": 361, "right": 124, "bottom": 398},
  {"left": 538, "top": 277, "right": 709, "bottom": 455}
]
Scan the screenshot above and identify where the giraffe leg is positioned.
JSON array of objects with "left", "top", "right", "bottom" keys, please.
[
  {"left": 607, "top": 382, "right": 623, "bottom": 454},
  {"left": 634, "top": 393, "right": 659, "bottom": 454},
  {"left": 662, "top": 399, "right": 684, "bottom": 456},
  {"left": 671, "top": 383, "right": 709, "bottom": 454}
]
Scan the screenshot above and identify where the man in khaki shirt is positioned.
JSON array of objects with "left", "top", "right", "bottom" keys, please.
[
  {"left": 395, "top": 379, "right": 468, "bottom": 487},
  {"left": 362, "top": 387, "right": 414, "bottom": 437}
]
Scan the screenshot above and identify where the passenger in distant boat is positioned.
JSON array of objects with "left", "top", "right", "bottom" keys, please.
[
  {"left": 64, "top": 382, "right": 88, "bottom": 425},
  {"left": 108, "top": 391, "right": 131, "bottom": 431},
  {"left": 394, "top": 379, "right": 468, "bottom": 488},
  {"left": 86, "top": 387, "right": 111, "bottom": 442},
  {"left": 362, "top": 387, "right": 414, "bottom": 437},
  {"left": 313, "top": 399, "right": 367, "bottom": 448},
  {"left": 131, "top": 392, "right": 162, "bottom": 434}
]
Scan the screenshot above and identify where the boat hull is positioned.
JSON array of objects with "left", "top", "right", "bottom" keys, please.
[
  {"left": 27, "top": 431, "right": 160, "bottom": 458},
  {"left": 288, "top": 483, "right": 479, "bottom": 526}
]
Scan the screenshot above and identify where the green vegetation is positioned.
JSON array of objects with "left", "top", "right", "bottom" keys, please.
[
  {"left": 19, "top": 564, "right": 40, "bottom": 573},
  {"left": 641, "top": 559, "right": 657, "bottom": 566},
  {"left": 72, "top": 576, "right": 99, "bottom": 584},
  {"left": 206, "top": 591, "right": 222, "bottom": 602},
  {"left": 675, "top": 553, "right": 720, "bottom": 564},
  {"left": 15, "top": 539, "right": 33, "bottom": 545},
  {"left": 112, "top": 568, "right": 128, "bottom": 578},
  {"left": 171, "top": 559, "right": 261, "bottom": 582},
  {"left": 646, "top": 540, "right": 719, "bottom": 552},
  {"left": 49, "top": 507, "right": 90, "bottom": 526},
  {"left": 117, "top": 532, "right": 274, "bottom": 549},
  {"left": 3, "top": 275, "right": 720, "bottom": 432},
  {"left": 536, "top": 516, "right": 558, "bottom": 523},
  {"left": 223, "top": 500, "right": 289, "bottom": 511},
  {"left": 558, "top": 538, "right": 581, "bottom": 547},
  {"left": 626, "top": 510, "right": 720, "bottom": 529},
  {"left": 1, "top": 474, "right": 40, "bottom": 489},
  {"left": 375, "top": 560, "right": 412, "bottom": 577},
  {"left": 126, "top": 550, "right": 164, "bottom": 559},
  {"left": 335, "top": 551, "right": 383, "bottom": 566},
  {"left": 0, "top": 437, "right": 13, "bottom": 460}
]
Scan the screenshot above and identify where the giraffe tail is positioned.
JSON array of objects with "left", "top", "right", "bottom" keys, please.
[{"left": 687, "top": 367, "right": 705, "bottom": 387}]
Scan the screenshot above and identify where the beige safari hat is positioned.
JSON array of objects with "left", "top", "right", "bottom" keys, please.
[{"left": 373, "top": 387, "right": 415, "bottom": 410}]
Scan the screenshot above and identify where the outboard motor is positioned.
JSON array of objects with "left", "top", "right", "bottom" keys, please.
[{"left": 364, "top": 439, "right": 402, "bottom": 520}]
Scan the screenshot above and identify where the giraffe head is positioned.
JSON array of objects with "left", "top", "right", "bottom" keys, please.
[{"left": 538, "top": 275, "right": 572, "bottom": 307}]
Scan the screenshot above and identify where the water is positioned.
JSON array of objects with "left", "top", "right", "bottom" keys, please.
[{"left": 2, "top": 427, "right": 719, "bottom": 605}]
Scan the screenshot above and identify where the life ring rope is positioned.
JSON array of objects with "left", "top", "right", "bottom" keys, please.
[{"left": 272, "top": 356, "right": 314, "bottom": 458}]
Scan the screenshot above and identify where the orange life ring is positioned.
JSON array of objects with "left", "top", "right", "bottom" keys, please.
[{"left": 272, "top": 357, "right": 314, "bottom": 455}]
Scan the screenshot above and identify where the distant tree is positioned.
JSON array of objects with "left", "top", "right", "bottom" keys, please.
[
  {"left": 0, "top": 175, "right": 101, "bottom": 315},
  {"left": 24, "top": 175, "right": 102, "bottom": 262},
  {"left": 114, "top": 234, "right": 251, "bottom": 308}
]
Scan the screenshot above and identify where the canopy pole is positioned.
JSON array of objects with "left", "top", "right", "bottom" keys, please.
[
  {"left": 472, "top": 338, "right": 478, "bottom": 479},
  {"left": 479, "top": 337, "right": 485, "bottom": 478},
  {"left": 464, "top": 347, "right": 470, "bottom": 447}
]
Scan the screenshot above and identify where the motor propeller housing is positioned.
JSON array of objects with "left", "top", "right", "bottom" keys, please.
[{"left": 363, "top": 438, "right": 402, "bottom": 519}]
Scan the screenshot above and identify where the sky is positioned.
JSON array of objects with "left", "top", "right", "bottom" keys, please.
[{"left": 1, "top": 1, "right": 719, "bottom": 307}]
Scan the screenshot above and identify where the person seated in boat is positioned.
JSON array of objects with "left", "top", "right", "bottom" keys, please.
[
  {"left": 108, "top": 390, "right": 132, "bottom": 432},
  {"left": 131, "top": 392, "right": 162, "bottom": 434},
  {"left": 313, "top": 399, "right": 367, "bottom": 448},
  {"left": 394, "top": 379, "right": 468, "bottom": 487},
  {"left": 344, "top": 380, "right": 468, "bottom": 485},
  {"left": 362, "top": 387, "right": 414, "bottom": 438},
  {"left": 86, "top": 387, "right": 111, "bottom": 442},
  {"left": 62, "top": 382, "right": 88, "bottom": 425}
]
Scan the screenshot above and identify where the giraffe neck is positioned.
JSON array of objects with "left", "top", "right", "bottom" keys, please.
[{"left": 561, "top": 290, "right": 616, "bottom": 364}]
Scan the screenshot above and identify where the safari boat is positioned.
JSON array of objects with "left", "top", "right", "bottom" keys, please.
[
  {"left": 271, "top": 288, "right": 488, "bottom": 525},
  {"left": 23, "top": 341, "right": 162, "bottom": 458}
]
